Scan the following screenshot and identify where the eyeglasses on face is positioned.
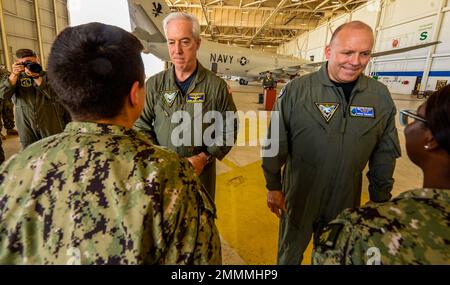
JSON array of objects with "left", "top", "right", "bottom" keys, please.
[{"left": 399, "top": 109, "right": 427, "bottom": 127}]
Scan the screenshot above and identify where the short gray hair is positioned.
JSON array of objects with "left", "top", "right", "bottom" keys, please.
[{"left": 163, "top": 12, "right": 200, "bottom": 40}]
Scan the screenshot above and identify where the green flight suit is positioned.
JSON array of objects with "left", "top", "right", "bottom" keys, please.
[
  {"left": 312, "top": 188, "right": 450, "bottom": 265},
  {"left": 0, "top": 72, "right": 70, "bottom": 148},
  {"left": 0, "top": 122, "right": 221, "bottom": 264},
  {"left": 134, "top": 62, "right": 238, "bottom": 200},
  {"left": 262, "top": 64, "right": 401, "bottom": 265},
  {"left": 262, "top": 77, "right": 276, "bottom": 89}
]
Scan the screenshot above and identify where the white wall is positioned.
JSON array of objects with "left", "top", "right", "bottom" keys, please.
[
  {"left": 381, "top": 0, "right": 440, "bottom": 26},
  {"left": 371, "top": 0, "right": 449, "bottom": 94},
  {"left": 351, "top": 1, "right": 379, "bottom": 29}
]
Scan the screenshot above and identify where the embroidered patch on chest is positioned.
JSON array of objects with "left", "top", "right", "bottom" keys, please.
[
  {"left": 187, "top": 93, "right": 206, "bottom": 103},
  {"left": 20, "top": 77, "right": 33, "bottom": 88},
  {"left": 315, "top": 224, "right": 344, "bottom": 249},
  {"left": 350, "top": 106, "right": 375, "bottom": 118},
  {"left": 315, "top": 103, "right": 340, "bottom": 123},
  {"left": 162, "top": 91, "right": 178, "bottom": 107}
]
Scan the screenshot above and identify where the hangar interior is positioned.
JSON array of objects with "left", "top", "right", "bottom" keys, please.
[
  {"left": 0, "top": 0, "right": 447, "bottom": 265},
  {"left": 277, "top": 0, "right": 450, "bottom": 94},
  {"left": 167, "top": 0, "right": 369, "bottom": 51},
  {"left": 0, "top": 0, "right": 69, "bottom": 69}
]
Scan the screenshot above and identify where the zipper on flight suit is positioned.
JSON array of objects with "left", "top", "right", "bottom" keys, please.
[
  {"left": 334, "top": 87, "right": 347, "bottom": 134},
  {"left": 318, "top": 86, "right": 347, "bottom": 222}
]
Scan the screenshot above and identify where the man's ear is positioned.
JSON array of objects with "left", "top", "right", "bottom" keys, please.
[
  {"left": 129, "top": 81, "right": 142, "bottom": 107},
  {"left": 197, "top": 38, "right": 201, "bottom": 50},
  {"left": 325, "top": 45, "right": 331, "bottom": 60}
]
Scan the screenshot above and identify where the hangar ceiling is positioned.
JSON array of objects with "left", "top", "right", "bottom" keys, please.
[{"left": 166, "top": 0, "right": 370, "bottom": 49}]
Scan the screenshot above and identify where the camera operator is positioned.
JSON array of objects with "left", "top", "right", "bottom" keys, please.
[{"left": 0, "top": 49, "right": 70, "bottom": 148}]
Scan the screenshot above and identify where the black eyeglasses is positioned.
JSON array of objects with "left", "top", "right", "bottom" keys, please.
[{"left": 399, "top": 109, "right": 427, "bottom": 127}]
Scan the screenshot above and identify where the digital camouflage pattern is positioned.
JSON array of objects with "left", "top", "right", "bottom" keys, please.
[
  {"left": 0, "top": 122, "right": 221, "bottom": 265},
  {"left": 0, "top": 68, "right": 8, "bottom": 164},
  {"left": 0, "top": 68, "right": 15, "bottom": 132},
  {"left": 312, "top": 188, "right": 450, "bottom": 265},
  {"left": 0, "top": 98, "right": 15, "bottom": 130}
]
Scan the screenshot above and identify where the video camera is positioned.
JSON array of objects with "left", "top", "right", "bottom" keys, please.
[{"left": 18, "top": 61, "right": 42, "bottom": 74}]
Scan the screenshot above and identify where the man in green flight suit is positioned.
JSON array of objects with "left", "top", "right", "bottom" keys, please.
[
  {"left": 0, "top": 49, "right": 70, "bottom": 148},
  {"left": 262, "top": 72, "right": 276, "bottom": 89},
  {"left": 134, "top": 12, "right": 238, "bottom": 200},
  {"left": 262, "top": 21, "right": 401, "bottom": 265},
  {"left": 0, "top": 22, "right": 221, "bottom": 265}
]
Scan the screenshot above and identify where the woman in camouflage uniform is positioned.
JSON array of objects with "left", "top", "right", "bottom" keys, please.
[{"left": 313, "top": 84, "right": 450, "bottom": 265}]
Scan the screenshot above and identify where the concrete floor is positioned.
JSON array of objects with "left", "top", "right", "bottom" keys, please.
[{"left": 0, "top": 80, "right": 425, "bottom": 265}]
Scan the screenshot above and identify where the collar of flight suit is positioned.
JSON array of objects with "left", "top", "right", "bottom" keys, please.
[
  {"left": 168, "top": 61, "right": 207, "bottom": 94},
  {"left": 318, "top": 62, "right": 369, "bottom": 94}
]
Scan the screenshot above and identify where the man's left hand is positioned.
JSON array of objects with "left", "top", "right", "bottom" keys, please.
[{"left": 187, "top": 152, "right": 208, "bottom": 176}]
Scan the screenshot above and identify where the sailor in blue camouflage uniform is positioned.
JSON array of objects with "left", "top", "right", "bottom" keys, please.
[
  {"left": 0, "top": 22, "right": 221, "bottom": 265},
  {"left": 313, "top": 85, "right": 450, "bottom": 265}
]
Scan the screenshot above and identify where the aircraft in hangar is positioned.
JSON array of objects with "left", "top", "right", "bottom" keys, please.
[
  {"left": 127, "top": 0, "right": 311, "bottom": 85},
  {"left": 128, "top": 0, "right": 441, "bottom": 85}
]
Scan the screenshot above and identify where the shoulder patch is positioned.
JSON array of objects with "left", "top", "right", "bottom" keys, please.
[{"left": 315, "top": 224, "right": 344, "bottom": 249}]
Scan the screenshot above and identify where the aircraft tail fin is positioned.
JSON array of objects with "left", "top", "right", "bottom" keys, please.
[{"left": 127, "top": 0, "right": 171, "bottom": 46}]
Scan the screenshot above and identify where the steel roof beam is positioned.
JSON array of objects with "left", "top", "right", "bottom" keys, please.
[
  {"left": 199, "top": 0, "right": 214, "bottom": 40},
  {"left": 248, "top": 0, "right": 289, "bottom": 45}
]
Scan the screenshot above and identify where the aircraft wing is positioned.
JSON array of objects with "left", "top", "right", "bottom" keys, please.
[
  {"left": 301, "top": 41, "right": 442, "bottom": 68},
  {"left": 247, "top": 64, "right": 306, "bottom": 78},
  {"left": 371, "top": 41, "right": 441, "bottom": 57}
]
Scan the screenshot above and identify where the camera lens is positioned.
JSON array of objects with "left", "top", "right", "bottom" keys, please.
[{"left": 25, "top": 62, "right": 42, "bottom": 74}]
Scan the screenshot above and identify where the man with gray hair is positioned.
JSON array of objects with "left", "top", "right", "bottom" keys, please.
[{"left": 135, "top": 12, "right": 238, "bottom": 201}]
